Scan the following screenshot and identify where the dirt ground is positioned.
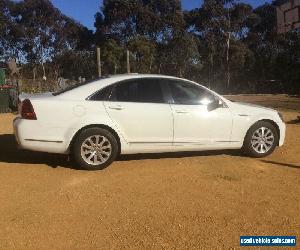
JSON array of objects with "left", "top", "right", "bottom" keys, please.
[{"left": 0, "top": 95, "right": 299, "bottom": 249}]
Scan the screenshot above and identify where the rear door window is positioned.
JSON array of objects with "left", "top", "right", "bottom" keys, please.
[{"left": 109, "top": 78, "right": 166, "bottom": 103}]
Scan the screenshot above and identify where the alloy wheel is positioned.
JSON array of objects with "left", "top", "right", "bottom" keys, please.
[
  {"left": 80, "top": 135, "right": 112, "bottom": 165},
  {"left": 251, "top": 127, "right": 275, "bottom": 154}
]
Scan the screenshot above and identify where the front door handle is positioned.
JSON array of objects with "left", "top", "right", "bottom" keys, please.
[
  {"left": 108, "top": 105, "right": 124, "bottom": 110},
  {"left": 175, "top": 109, "right": 189, "bottom": 114}
]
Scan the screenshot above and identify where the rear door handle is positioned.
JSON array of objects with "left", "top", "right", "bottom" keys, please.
[
  {"left": 108, "top": 105, "right": 124, "bottom": 110},
  {"left": 175, "top": 109, "right": 189, "bottom": 114}
]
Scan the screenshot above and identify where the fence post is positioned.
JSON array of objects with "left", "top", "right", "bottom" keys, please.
[
  {"left": 97, "top": 47, "right": 101, "bottom": 77},
  {"left": 127, "top": 49, "right": 130, "bottom": 74}
]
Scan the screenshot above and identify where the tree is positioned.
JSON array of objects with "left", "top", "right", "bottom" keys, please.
[
  {"left": 127, "top": 36, "right": 156, "bottom": 73},
  {"left": 97, "top": 0, "right": 184, "bottom": 43},
  {"left": 187, "top": 0, "right": 255, "bottom": 91},
  {"left": 53, "top": 50, "right": 97, "bottom": 80},
  {"left": 159, "top": 32, "right": 202, "bottom": 77},
  {"left": 95, "top": 0, "right": 186, "bottom": 76},
  {"left": 7, "top": 0, "right": 90, "bottom": 80},
  {"left": 101, "top": 39, "right": 123, "bottom": 74},
  {"left": 1, "top": 0, "right": 299, "bottom": 94},
  {"left": 246, "top": 4, "right": 279, "bottom": 83},
  {"left": 189, "top": 0, "right": 230, "bottom": 88},
  {"left": 0, "top": 0, "right": 25, "bottom": 62}
]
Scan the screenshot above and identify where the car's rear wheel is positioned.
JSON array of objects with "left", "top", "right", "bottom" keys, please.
[
  {"left": 243, "top": 121, "right": 278, "bottom": 158},
  {"left": 73, "top": 128, "right": 118, "bottom": 170}
]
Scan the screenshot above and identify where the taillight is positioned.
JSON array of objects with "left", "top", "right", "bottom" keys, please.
[{"left": 21, "top": 99, "right": 37, "bottom": 120}]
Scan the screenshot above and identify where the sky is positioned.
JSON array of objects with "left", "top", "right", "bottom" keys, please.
[{"left": 51, "top": 0, "right": 272, "bottom": 30}]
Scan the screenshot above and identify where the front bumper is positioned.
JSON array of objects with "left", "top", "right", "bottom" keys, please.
[{"left": 278, "top": 121, "right": 286, "bottom": 147}]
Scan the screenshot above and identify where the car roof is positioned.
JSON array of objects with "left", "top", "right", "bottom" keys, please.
[
  {"left": 57, "top": 74, "right": 225, "bottom": 102},
  {"left": 58, "top": 74, "right": 182, "bottom": 99},
  {"left": 105, "top": 73, "right": 180, "bottom": 81}
]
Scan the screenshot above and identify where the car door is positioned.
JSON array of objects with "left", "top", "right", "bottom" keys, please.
[
  {"left": 103, "top": 78, "right": 173, "bottom": 144},
  {"left": 167, "top": 79, "right": 233, "bottom": 145}
]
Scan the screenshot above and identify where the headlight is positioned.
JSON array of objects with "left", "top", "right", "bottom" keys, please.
[{"left": 278, "top": 112, "right": 284, "bottom": 122}]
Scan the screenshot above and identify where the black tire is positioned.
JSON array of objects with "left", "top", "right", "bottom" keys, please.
[
  {"left": 243, "top": 121, "right": 279, "bottom": 158},
  {"left": 73, "top": 127, "right": 119, "bottom": 170}
]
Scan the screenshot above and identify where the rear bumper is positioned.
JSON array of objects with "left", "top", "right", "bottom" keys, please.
[
  {"left": 13, "top": 117, "right": 68, "bottom": 154},
  {"left": 13, "top": 117, "right": 23, "bottom": 148}
]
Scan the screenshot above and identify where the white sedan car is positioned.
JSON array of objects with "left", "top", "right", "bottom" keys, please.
[{"left": 14, "top": 74, "right": 286, "bottom": 170}]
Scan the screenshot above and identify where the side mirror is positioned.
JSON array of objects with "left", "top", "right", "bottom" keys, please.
[{"left": 207, "top": 99, "right": 223, "bottom": 112}]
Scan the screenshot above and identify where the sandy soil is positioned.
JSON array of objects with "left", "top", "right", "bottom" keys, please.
[{"left": 0, "top": 95, "right": 299, "bottom": 249}]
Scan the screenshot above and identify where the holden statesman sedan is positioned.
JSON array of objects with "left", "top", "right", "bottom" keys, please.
[{"left": 14, "top": 74, "right": 285, "bottom": 170}]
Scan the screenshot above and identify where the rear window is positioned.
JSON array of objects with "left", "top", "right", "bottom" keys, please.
[
  {"left": 88, "top": 85, "right": 113, "bottom": 101},
  {"left": 52, "top": 77, "right": 109, "bottom": 96}
]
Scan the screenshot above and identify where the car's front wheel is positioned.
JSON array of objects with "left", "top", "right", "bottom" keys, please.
[
  {"left": 73, "top": 127, "right": 119, "bottom": 170},
  {"left": 243, "top": 121, "right": 279, "bottom": 158}
]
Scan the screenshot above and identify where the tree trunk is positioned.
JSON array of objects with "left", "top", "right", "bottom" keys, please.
[
  {"left": 33, "top": 67, "right": 36, "bottom": 82},
  {"left": 226, "top": 3, "right": 231, "bottom": 92},
  {"left": 127, "top": 50, "right": 130, "bottom": 74},
  {"left": 226, "top": 32, "right": 231, "bottom": 91},
  {"left": 208, "top": 50, "right": 214, "bottom": 89}
]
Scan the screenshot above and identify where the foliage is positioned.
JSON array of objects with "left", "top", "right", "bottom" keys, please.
[
  {"left": 0, "top": 0, "right": 299, "bottom": 94},
  {"left": 53, "top": 50, "right": 97, "bottom": 80}
]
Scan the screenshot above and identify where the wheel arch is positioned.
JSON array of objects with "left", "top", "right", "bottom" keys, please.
[
  {"left": 244, "top": 119, "right": 280, "bottom": 146},
  {"left": 68, "top": 124, "right": 121, "bottom": 154}
]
